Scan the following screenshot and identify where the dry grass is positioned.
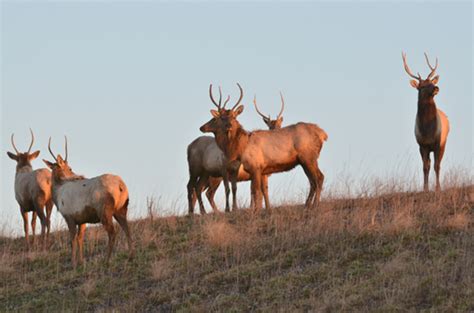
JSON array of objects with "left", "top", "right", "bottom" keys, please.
[{"left": 0, "top": 184, "right": 473, "bottom": 312}]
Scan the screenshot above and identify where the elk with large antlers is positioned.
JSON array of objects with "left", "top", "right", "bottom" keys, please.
[
  {"left": 402, "top": 52, "right": 450, "bottom": 192},
  {"left": 7, "top": 129, "right": 53, "bottom": 249},
  {"left": 43, "top": 137, "right": 133, "bottom": 267},
  {"left": 200, "top": 83, "right": 328, "bottom": 211},
  {"left": 187, "top": 86, "right": 285, "bottom": 214}
]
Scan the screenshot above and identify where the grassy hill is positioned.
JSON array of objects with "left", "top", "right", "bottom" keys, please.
[{"left": 1, "top": 186, "right": 473, "bottom": 312}]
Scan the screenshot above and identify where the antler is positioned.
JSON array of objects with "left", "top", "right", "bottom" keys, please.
[
  {"left": 27, "top": 128, "right": 35, "bottom": 153},
  {"left": 253, "top": 95, "right": 270, "bottom": 121},
  {"left": 424, "top": 52, "right": 438, "bottom": 80},
  {"left": 209, "top": 84, "right": 221, "bottom": 109},
  {"left": 231, "top": 83, "right": 244, "bottom": 110},
  {"left": 48, "top": 137, "right": 58, "bottom": 162},
  {"left": 10, "top": 133, "right": 19, "bottom": 154},
  {"left": 223, "top": 95, "right": 231, "bottom": 108},
  {"left": 218, "top": 86, "right": 223, "bottom": 108},
  {"left": 277, "top": 92, "right": 285, "bottom": 119},
  {"left": 64, "top": 136, "right": 68, "bottom": 162},
  {"left": 402, "top": 52, "right": 422, "bottom": 81}
]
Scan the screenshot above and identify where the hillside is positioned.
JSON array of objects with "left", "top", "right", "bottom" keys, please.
[{"left": 1, "top": 186, "right": 473, "bottom": 312}]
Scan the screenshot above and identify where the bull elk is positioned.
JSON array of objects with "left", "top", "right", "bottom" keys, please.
[
  {"left": 200, "top": 83, "right": 328, "bottom": 211},
  {"left": 43, "top": 137, "right": 133, "bottom": 267},
  {"left": 7, "top": 129, "right": 53, "bottom": 249},
  {"left": 402, "top": 52, "right": 450, "bottom": 192},
  {"left": 187, "top": 85, "right": 286, "bottom": 214}
]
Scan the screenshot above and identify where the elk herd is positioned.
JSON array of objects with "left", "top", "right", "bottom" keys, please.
[{"left": 6, "top": 52, "right": 450, "bottom": 267}]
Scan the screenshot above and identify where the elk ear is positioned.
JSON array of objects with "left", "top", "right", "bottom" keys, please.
[
  {"left": 431, "top": 75, "right": 439, "bottom": 85},
  {"left": 43, "top": 159, "right": 54, "bottom": 169},
  {"left": 233, "top": 105, "right": 244, "bottom": 116},
  {"left": 57, "top": 155, "right": 65, "bottom": 165},
  {"left": 29, "top": 150, "right": 40, "bottom": 160},
  {"left": 7, "top": 152, "right": 18, "bottom": 161},
  {"left": 210, "top": 110, "right": 220, "bottom": 118},
  {"left": 410, "top": 80, "right": 419, "bottom": 89}
]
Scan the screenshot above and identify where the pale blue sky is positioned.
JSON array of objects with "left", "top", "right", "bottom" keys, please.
[{"left": 1, "top": 1, "right": 472, "bottom": 235}]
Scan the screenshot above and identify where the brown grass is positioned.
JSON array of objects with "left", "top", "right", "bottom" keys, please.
[{"left": 0, "top": 184, "right": 473, "bottom": 312}]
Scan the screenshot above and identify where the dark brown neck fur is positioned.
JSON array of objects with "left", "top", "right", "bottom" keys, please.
[
  {"left": 215, "top": 122, "right": 250, "bottom": 162},
  {"left": 417, "top": 95, "right": 438, "bottom": 139}
]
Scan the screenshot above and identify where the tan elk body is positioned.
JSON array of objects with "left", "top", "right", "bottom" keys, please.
[
  {"left": 402, "top": 52, "right": 450, "bottom": 191},
  {"left": 187, "top": 88, "right": 285, "bottom": 214},
  {"left": 200, "top": 84, "right": 328, "bottom": 211},
  {"left": 7, "top": 129, "right": 53, "bottom": 249},
  {"left": 44, "top": 138, "right": 133, "bottom": 267}
]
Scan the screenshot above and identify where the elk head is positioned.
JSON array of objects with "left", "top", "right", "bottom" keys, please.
[
  {"left": 402, "top": 52, "right": 440, "bottom": 100},
  {"left": 200, "top": 83, "right": 244, "bottom": 138},
  {"left": 253, "top": 92, "right": 285, "bottom": 130},
  {"left": 43, "top": 137, "right": 79, "bottom": 182},
  {"left": 7, "top": 129, "right": 40, "bottom": 171}
]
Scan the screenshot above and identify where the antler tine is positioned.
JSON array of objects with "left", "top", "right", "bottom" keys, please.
[
  {"left": 218, "top": 86, "right": 223, "bottom": 107},
  {"left": 402, "top": 52, "right": 422, "bottom": 81},
  {"left": 48, "top": 137, "right": 58, "bottom": 162},
  {"left": 277, "top": 92, "right": 285, "bottom": 119},
  {"left": 27, "top": 128, "right": 35, "bottom": 153},
  {"left": 424, "top": 52, "right": 439, "bottom": 80},
  {"left": 253, "top": 94, "right": 270, "bottom": 120},
  {"left": 209, "top": 84, "right": 220, "bottom": 109},
  {"left": 231, "top": 83, "right": 244, "bottom": 110},
  {"left": 223, "top": 95, "right": 231, "bottom": 108},
  {"left": 10, "top": 133, "right": 19, "bottom": 154},
  {"left": 64, "top": 136, "right": 68, "bottom": 162}
]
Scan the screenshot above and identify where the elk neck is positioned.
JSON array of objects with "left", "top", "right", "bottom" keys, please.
[
  {"left": 16, "top": 164, "right": 33, "bottom": 175},
  {"left": 50, "top": 173, "right": 85, "bottom": 204},
  {"left": 215, "top": 123, "right": 250, "bottom": 162},
  {"left": 416, "top": 95, "right": 438, "bottom": 136}
]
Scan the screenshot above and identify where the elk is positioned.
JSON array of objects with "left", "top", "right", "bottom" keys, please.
[
  {"left": 254, "top": 92, "right": 285, "bottom": 130},
  {"left": 43, "top": 137, "right": 133, "bottom": 267},
  {"left": 200, "top": 83, "right": 328, "bottom": 211},
  {"left": 402, "top": 52, "right": 450, "bottom": 192},
  {"left": 6, "top": 129, "right": 53, "bottom": 249},
  {"left": 187, "top": 86, "right": 286, "bottom": 214}
]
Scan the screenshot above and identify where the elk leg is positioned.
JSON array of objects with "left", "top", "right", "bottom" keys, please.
[
  {"left": 102, "top": 213, "right": 116, "bottom": 264},
  {"left": 45, "top": 200, "right": 53, "bottom": 240},
  {"left": 196, "top": 175, "right": 209, "bottom": 215},
  {"left": 262, "top": 175, "right": 271, "bottom": 211},
  {"left": 434, "top": 145, "right": 446, "bottom": 192},
  {"left": 227, "top": 162, "right": 240, "bottom": 211},
  {"left": 222, "top": 172, "right": 231, "bottom": 213},
  {"left": 312, "top": 166, "right": 325, "bottom": 208},
  {"left": 187, "top": 175, "right": 198, "bottom": 215},
  {"left": 77, "top": 224, "right": 87, "bottom": 265},
  {"left": 206, "top": 177, "right": 221, "bottom": 213},
  {"left": 21, "top": 210, "right": 30, "bottom": 250},
  {"left": 420, "top": 146, "right": 431, "bottom": 192},
  {"left": 301, "top": 161, "right": 318, "bottom": 209},
  {"left": 192, "top": 179, "right": 208, "bottom": 213},
  {"left": 231, "top": 172, "right": 238, "bottom": 211},
  {"left": 251, "top": 170, "right": 263, "bottom": 212},
  {"left": 65, "top": 218, "right": 78, "bottom": 268},
  {"left": 31, "top": 211, "right": 37, "bottom": 247},
  {"left": 35, "top": 205, "right": 47, "bottom": 250},
  {"left": 114, "top": 209, "right": 135, "bottom": 259}
]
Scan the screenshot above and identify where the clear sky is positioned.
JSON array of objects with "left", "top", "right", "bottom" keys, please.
[{"left": 1, "top": 1, "right": 472, "bottom": 235}]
